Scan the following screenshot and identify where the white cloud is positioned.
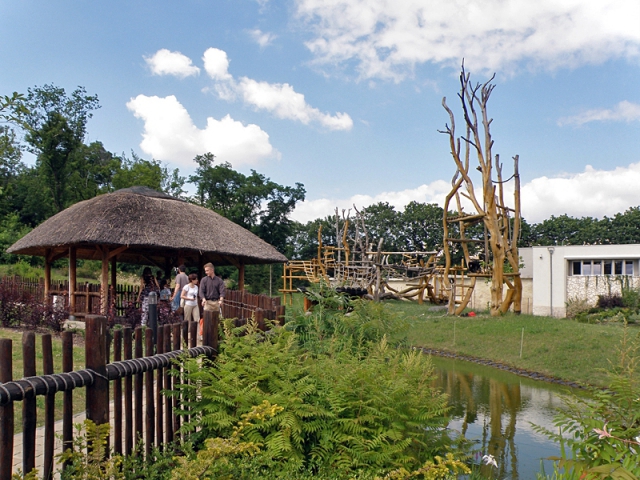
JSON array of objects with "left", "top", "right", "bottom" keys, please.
[
  {"left": 296, "top": 0, "right": 640, "bottom": 80},
  {"left": 202, "top": 48, "right": 233, "bottom": 81},
  {"left": 126, "top": 94, "right": 279, "bottom": 167},
  {"left": 558, "top": 101, "right": 640, "bottom": 126},
  {"left": 293, "top": 163, "right": 640, "bottom": 225},
  {"left": 248, "top": 28, "right": 277, "bottom": 48},
  {"left": 144, "top": 49, "right": 200, "bottom": 78},
  {"left": 236, "top": 77, "right": 353, "bottom": 130},
  {"left": 520, "top": 163, "right": 640, "bottom": 223},
  {"left": 203, "top": 47, "right": 353, "bottom": 130}
]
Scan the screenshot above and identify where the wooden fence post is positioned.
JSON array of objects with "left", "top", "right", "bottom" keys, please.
[
  {"left": 145, "top": 329, "right": 155, "bottom": 457},
  {"left": 113, "top": 330, "right": 122, "bottom": 456},
  {"left": 123, "top": 326, "right": 133, "bottom": 456},
  {"left": 62, "top": 331, "right": 73, "bottom": 469},
  {"left": 134, "top": 327, "right": 143, "bottom": 445},
  {"left": 202, "top": 310, "right": 219, "bottom": 352},
  {"left": 0, "top": 339, "right": 13, "bottom": 480},
  {"left": 22, "top": 332, "right": 36, "bottom": 476},
  {"left": 42, "top": 334, "right": 55, "bottom": 480},
  {"left": 85, "top": 315, "right": 109, "bottom": 429},
  {"left": 255, "top": 308, "right": 265, "bottom": 332}
]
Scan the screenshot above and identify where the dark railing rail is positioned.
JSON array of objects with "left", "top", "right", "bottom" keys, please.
[{"left": 0, "top": 312, "right": 221, "bottom": 480}]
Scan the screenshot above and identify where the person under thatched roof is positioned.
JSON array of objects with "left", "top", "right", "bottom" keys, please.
[{"left": 7, "top": 186, "right": 287, "bottom": 315}]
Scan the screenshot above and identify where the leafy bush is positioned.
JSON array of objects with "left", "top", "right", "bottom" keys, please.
[
  {"left": 286, "top": 289, "right": 408, "bottom": 355},
  {"left": 177, "top": 319, "right": 459, "bottom": 477},
  {"left": 54, "top": 420, "right": 178, "bottom": 480},
  {"left": 565, "top": 297, "right": 591, "bottom": 319},
  {"left": 575, "top": 308, "right": 631, "bottom": 325},
  {"left": 0, "top": 280, "right": 67, "bottom": 331},
  {"left": 5, "top": 260, "right": 42, "bottom": 278},
  {"left": 533, "top": 325, "right": 640, "bottom": 479},
  {"left": 621, "top": 287, "right": 640, "bottom": 311},
  {"left": 596, "top": 294, "right": 624, "bottom": 309}
]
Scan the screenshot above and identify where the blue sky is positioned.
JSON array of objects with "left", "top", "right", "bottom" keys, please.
[{"left": 1, "top": 0, "right": 639, "bottom": 224}]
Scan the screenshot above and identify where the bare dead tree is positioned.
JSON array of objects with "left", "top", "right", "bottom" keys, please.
[{"left": 439, "top": 63, "right": 522, "bottom": 316}]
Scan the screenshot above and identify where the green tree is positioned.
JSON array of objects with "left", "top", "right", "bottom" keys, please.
[
  {"left": 9, "top": 166, "right": 52, "bottom": 227},
  {"left": 359, "top": 202, "right": 401, "bottom": 251},
  {"left": 25, "top": 112, "right": 80, "bottom": 212},
  {"left": 21, "top": 85, "right": 101, "bottom": 213},
  {"left": 0, "top": 126, "right": 23, "bottom": 216},
  {"left": 189, "top": 153, "right": 305, "bottom": 253},
  {"left": 399, "top": 202, "right": 444, "bottom": 252},
  {"left": 0, "top": 91, "right": 28, "bottom": 127},
  {"left": 605, "top": 207, "right": 640, "bottom": 244},
  {"left": 531, "top": 214, "right": 604, "bottom": 246},
  {"left": 66, "top": 141, "right": 121, "bottom": 203},
  {"left": 287, "top": 217, "right": 337, "bottom": 260},
  {"left": 112, "top": 152, "right": 185, "bottom": 197},
  {"left": 23, "top": 84, "right": 99, "bottom": 140}
]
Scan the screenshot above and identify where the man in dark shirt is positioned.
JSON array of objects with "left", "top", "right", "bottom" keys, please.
[{"left": 200, "top": 262, "right": 225, "bottom": 312}]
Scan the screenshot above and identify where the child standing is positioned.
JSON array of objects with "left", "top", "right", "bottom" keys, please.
[{"left": 180, "top": 273, "right": 200, "bottom": 323}]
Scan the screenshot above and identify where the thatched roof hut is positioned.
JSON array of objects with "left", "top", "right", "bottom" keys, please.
[
  {"left": 8, "top": 186, "right": 287, "bottom": 266},
  {"left": 8, "top": 187, "right": 287, "bottom": 314}
]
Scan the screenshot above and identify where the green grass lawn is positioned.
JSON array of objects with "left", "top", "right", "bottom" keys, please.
[{"left": 385, "top": 300, "right": 630, "bottom": 387}]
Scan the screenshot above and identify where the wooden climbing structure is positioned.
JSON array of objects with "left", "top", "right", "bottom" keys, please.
[{"left": 440, "top": 64, "right": 523, "bottom": 316}]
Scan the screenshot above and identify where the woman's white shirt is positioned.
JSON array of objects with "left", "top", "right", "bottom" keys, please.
[{"left": 182, "top": 284, "right": 198, "bottom": 307}]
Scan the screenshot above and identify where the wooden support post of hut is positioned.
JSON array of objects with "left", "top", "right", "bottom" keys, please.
[
  {"left": 100, "top": 246, "right": 109, "bottom": 315},
  {"left": 69, "top": 247, "right": 77, "bottom": 313},
  {"left": 44, "top": 248, "right": 51, "bottom": 303},
  {"left": 238, "top": 262, "right": 245, "bottom": 291}
]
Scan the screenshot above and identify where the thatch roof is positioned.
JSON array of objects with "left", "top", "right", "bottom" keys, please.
[{"left": 8, "top": 187, "right": 288, "bottom": 267}]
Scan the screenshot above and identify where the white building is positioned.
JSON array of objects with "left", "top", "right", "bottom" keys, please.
[{"left": 519, "top": 245, "right": 640, "bottom": 317}]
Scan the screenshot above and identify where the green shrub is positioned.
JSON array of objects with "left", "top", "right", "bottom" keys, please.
[
  {"left": 621, "top": 287, "right": 640, "bottom": 311},
  {"left": 565, "top": 298, "right": 591, "bottom": 319},
  {"left": 596, "top": 294, "right": 624, "bottom": 309},
  {"left": 285, "top": 294, "right": 409, "bottom": 355},
  {"left": 6, "top": 260, "right": 42, "bottom": 279}
]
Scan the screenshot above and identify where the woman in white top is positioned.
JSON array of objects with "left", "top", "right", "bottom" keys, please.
[{"left": 181, "top": 273, "right": 200, "bottom": 323}]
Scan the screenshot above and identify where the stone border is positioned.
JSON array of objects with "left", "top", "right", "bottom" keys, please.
[{"left": 417, "top": 346, "right": 587, "bottom": 390}]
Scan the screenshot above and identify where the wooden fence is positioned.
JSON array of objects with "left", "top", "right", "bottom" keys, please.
[
  {"left": 222, "top": 289, "right": 286, "bottom": 328},
  {"left": 0, "top": 312, "right": 222, "bottom": 480},
  {"left": 1, "top": 276, "right": 286, "bottom": 321}
]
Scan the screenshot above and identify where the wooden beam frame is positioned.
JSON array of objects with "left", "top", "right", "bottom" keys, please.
[{"left": 69, "top": 247, "right": 77, "bottom": 314}]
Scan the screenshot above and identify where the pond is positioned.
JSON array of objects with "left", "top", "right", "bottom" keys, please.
[{"left": 430, "top": 356, "right": 585, "bottom": 480}]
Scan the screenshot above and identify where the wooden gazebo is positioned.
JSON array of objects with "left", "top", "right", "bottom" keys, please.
[{"left": 7, "top": 187, "right": 287, "bottom": 316}]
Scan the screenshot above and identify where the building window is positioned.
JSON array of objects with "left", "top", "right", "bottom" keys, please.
[{"left": 572, "top": 260, "right": 634, "bottom": 276}]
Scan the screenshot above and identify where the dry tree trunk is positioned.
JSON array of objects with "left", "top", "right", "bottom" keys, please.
[{"left": 440, "top": 64, "right": 522, "bottom": 316}]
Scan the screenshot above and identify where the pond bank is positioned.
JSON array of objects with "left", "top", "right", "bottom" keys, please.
[{"left": 417, "top": 346, "right": 586, "bottom": 389}]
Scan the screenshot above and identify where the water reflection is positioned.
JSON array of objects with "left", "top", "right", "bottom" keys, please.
[{"left": 430, "top": 356, "right": 583, "bottom": 480}]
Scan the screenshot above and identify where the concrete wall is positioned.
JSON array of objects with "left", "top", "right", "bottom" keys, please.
[
  {"left": 385, "top": 276, "right": 533, "bottom": 314},
  {"left": 467, "top": 277, "right": 533, "bottom": 314},
  {"left": 566, "top": 275, "right": 640, "bottom": 307},
  {"left": 522, "top": 244, "right": 640, "bottom": 318}
]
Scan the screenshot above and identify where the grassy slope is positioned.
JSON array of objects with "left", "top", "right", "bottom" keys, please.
[{"left": 387, "top": 300, "right": 628, "bottom": 387}]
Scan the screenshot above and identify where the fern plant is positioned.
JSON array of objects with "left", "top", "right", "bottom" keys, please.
[{"left": 177, "top": 318, "right": 460, "bottom": 476}]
